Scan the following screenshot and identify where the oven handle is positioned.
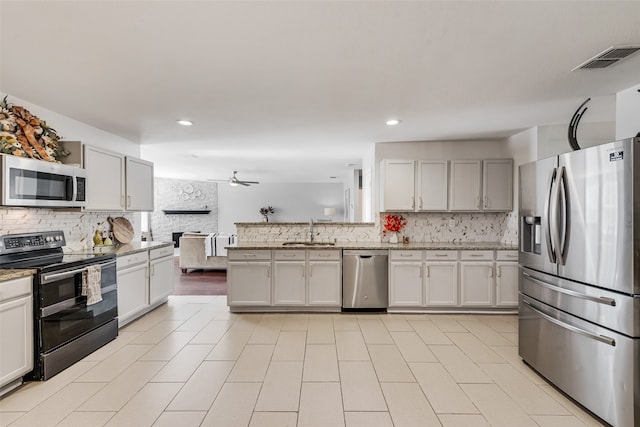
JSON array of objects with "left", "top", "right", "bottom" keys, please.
[
  {"left": 40, "top": 260, "right": 116, "bottom": 284},
  {"left": 522, "top": 299, "right": 616, "bottom": 347},
  {"left": 40, "top": 283, "right": 117, "bottom": 317},
  {"left": 522, "top": 272, "right": 616, "bottom": 306}
]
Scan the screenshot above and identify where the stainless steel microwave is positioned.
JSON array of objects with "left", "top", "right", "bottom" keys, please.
[{"left": 0, "top": 154, "right": 87, "bottom": 208}]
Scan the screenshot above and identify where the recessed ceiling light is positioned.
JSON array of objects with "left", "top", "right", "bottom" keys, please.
[
  {"left": 345, "top": 163, "right": 357, "bottom": 167},
  {"left": 177, "top": 120, "right": 193, "bottom": 126},
  {"left": 386, "top": 119, "right": 401, "bottom": 126},
  {"left": 329, "top": 176, "right": 337, "bottom": 179}
]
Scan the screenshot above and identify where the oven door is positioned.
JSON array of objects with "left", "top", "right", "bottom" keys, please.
[{"left": 38, "top": 260, "right": 117, "bottom": 353}]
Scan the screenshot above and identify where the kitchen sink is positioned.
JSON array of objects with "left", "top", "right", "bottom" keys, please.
[{"left": 281, "top": 241, "right": 336, "bottom": 247}]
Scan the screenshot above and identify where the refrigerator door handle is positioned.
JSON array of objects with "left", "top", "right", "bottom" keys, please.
[
  {"left": 557, "top": 166, "right": 569, "bottom": 265},
  {"left": 522, "top": 272, "right": 616, "bottom": 306},
  {"left": 522, "top": 300, "right": 616, "bottom": 347},
  {"left": 545, "top": 167, "right": 557, "bottom": 263}
]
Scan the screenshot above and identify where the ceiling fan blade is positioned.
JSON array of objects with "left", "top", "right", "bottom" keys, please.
[
  {"left": 238, "top": 181, "right": 251, "bottom": 186},
  {"left": 239, "top": 180, "right": 260, "bottom": 185}
]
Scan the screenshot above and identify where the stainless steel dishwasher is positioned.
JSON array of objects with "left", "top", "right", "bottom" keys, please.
[{"left": 342, "top": 250, "right": 388, "bottom": 310}]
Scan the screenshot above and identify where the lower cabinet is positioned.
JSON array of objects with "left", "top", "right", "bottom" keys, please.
[
  {"left": 496, "top": 261, "right": 519, "bottom": 306},
  {"left": 273, "top": 261, "right": 306, "bottom": 305},
  {"left": 425, "top": 261, "right": 458, "bottom": 306},
  {"left": 389, "top": 261, "right": 423, "bottom": 306},
  {"left": 307, "top": 260, "right": 341, "bottom": 306},
  {"left": 460, "top": 261, "right": 494, "bottom": 306},
  {"left": 149, "top": 247, "right": 174, "bottom": 306},
  {"left": 227, "top": 261, "right": 272, "bottom": 306},
  {"left": 117, "top": 260, "right": 148, "bottom": 326},
  {"left": 0, "top": 276, "right": 33, "bottom": 395}
]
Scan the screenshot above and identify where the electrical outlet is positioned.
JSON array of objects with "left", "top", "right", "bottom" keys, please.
[{"left": 449, "top": 219, "right": 456, "bottom": 228}]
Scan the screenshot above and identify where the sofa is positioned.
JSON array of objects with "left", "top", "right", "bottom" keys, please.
[{"left": 178, "top": 233, "right": 229, "bottom": 273}]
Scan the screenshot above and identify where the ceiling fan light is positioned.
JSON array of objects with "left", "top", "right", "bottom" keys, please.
[
  {"left": 177, "top": 120, "right": 193, "bottom": 126},
  {"left": 386, "top": 119, "right": 401, "bottom": 126},
  {"left": 229, "top": 180, "right": 238, "bottom": 187}
]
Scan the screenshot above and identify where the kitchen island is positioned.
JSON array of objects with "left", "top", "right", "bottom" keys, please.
[{"left": 227, "top": 242, "right": 518, "bottom": 313}]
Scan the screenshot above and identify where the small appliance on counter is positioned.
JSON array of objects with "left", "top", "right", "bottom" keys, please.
[{"left": 0, "top": 230, "right": 118, "bottom": 381}]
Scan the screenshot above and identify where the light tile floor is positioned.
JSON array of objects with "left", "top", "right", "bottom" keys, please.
[{"left": 0, "top": 296, "right": 607, "bottom": 427}]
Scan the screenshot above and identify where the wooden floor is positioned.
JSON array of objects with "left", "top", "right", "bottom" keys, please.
[{"left": 172, "top": 257, "right": 227, "bottom": 295}]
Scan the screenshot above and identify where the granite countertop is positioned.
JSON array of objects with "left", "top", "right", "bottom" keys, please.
[
  {"left": 230, "top": 242, "right": 518, "bottom": 250},
  {"left": 67, "top": 241, "right": 174, "bottom": 257},
  {"left": 0, "top": 269, "right": 36, "bottom": 281}
]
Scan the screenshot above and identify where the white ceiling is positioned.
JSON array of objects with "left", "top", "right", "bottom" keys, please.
[{"left": 2, "top": 1, "right": 640, "bottom": 183}]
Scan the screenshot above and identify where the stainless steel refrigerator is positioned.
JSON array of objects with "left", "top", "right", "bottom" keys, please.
[{"left": 518, "top": 137, "right": 640, "bottom": 427}]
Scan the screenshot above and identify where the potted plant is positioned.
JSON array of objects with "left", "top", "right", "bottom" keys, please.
[
  {"left": 382, "top": 214, "right": 407, "bottom": 243},
  {"left": 259, "top": 206, "right": 275, "bottom": 222}
]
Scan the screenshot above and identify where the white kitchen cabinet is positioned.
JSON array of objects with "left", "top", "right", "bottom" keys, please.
[
  {"left": 389, "top": 261, "right": 424, "bottom": 307},
  {"left": 425, "top": 261, "right": 458, "bottom": 306},
  {"left": 482, "top": 159, "right": 513, "bottom": 211},
  {"left": 0, "top": 276, "right": 33, "bottom": 396},
  {"left": 416, "top": 160, "right": 448, "bottom": 211},
  {"left": 272, "top": 250, "right": 342, "bottom": 307},
  {"left": 228, "top": 250, "right": 272, "bottom": 306},
  {"left": 449, "top": 160, "right": 482, "bottom": 211},
  {"left": 380, "top": 160, "right": 416, "bottom": 211},
  {"left": 460, "top": 251, "right": 494, "bottom": 306},
  {"left": 149, "top": 246, "right": 174, "bottom": 306},
  {"left": 125, "top": 156, "right": 154, "bottom": 211},
  {"left": 307, "top": 260, "right": 342, "bottom": 306},
  {"left": 83, "top": 145, "right": 126, "bottom": 211},
  {"left": 116, "top": 251, "right": 149, "bottom": 327},
  {"left": 495, "top": 250, "right": 518, "bottom": 307},
  {"left": 273, "top": 261, "right": 306, "bottom": 305}
]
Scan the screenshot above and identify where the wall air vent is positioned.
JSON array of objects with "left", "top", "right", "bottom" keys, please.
[{"left": 573, "top": 45, "right": 640, "bottom": 70}]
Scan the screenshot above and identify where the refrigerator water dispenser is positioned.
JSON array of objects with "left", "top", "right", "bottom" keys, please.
[{"left": 521, "top": 216, "right": 541, "bottom": 254}]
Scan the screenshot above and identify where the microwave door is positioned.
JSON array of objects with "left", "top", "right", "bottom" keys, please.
[
  {"left": 557, "top": 140, "right": 635, "bottom": 294},
  {"left": 519, "top": 156, "right": 558, "bottom": 276}
]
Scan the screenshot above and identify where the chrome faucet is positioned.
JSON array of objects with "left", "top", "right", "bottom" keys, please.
[{"left": 309, "top": 219, "right": 314, "bottom": 243}]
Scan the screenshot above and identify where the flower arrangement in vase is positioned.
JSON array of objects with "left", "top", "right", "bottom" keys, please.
[
  {"left": 382, "top": 214, "right": 407, "bottom": 243},
  {"left": 259, "top": 206, "right": 275, "bottom": 222}
]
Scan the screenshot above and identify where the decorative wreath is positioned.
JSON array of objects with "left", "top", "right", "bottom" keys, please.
[{"left": 0, "top": 96, "right": 68, "bottom": 162}]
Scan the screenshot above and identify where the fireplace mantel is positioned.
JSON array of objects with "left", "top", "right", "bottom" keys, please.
[{"left": 162, "top": 209, "right": 211, "bottom": 215}]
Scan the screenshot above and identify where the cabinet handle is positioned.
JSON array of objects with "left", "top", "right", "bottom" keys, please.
[
  {"left": 267, "top": 266, "right": 271, "bottom": 278},
  {"left": 425, "top": 266, "right": 430, "bottom": 278},
  {"left": 127, "top": 195, "right": 132, "bottom": 208},
  {"left": 120, "top": 195, "right": 125, "bottom": 208},
  {"left": 476, "top": 196, "right": 481, "bottom": 208},
  {"left": 419, "top": 196, "right": 423, "bottom": 209},
  {"left": 484, "top": 195, "right": 489, "bottom": 208},
  {"left": 309, "top": 265, "right": 313, "bottom": 277},
  {"left": 470, "top": 254, "right": 484, "bottom": 257},
  {"left": 411, "top": 196, "right": 415, "bottom": 209},
  {"left": 145, "top": 266, "right": 150, "bottom": 279},
  {"left": 497, "top": 267, "right": 501, "bottom": 277},
  {"left": 150, "top": 265, "right": 155, "bottom": 276},
  {"left": 283, "top": 253, "right": 296, "bottom": 257},
  {"left": 243, "top": 254, "right": 257, "bottom": 258},
  {"left": 489, "top": 267, "right": 493, "bottom": 278},
  {"left": 435, "top": 254, "right": 448, "bottom": 257},
  {"left": 400, "top": 253, "right": 413, "bottom": 257}
]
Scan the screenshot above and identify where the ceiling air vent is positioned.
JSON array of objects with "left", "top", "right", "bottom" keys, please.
[{"left": 573, "top": 45, "right": 640, "bottom": 70}]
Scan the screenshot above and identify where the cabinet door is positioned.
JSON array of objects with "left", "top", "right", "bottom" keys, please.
[
  {"left": 417, "top": 161, "right": 448, "bottom": 211},
  {"left": 483, "top": 159, "right": 513, "bottom": 211},
  {"left": 149, "top": 255, "right": 174, "bottom": 306},
  {"left": 308, "top": 261, "right": 341, "bottom": 306},
  {"left": 425, "top": 262, "right": 458, "bottom": 306},
  {"left": 228, "top": 261, "right": 271, "bottom": 306},
  {"left": 117, "top": 263, "right": 149, "bottom": 327},
  {"left": 273, "top": 262, "right": 306, "bottom": 305},
  {"left": 460, "top": 262, "right": 494, "bottom": 306},
  {"left": 0, "top": 294, "right": 33, "bottom": 388},
  {"left": 389, "top": 262, "right": 423, "bottom": 307},
  {"left": 495, "top": 262, "right": 518, "bottom": 307},
  {"left": 125, "top": 156, "right": 154, "bottom": 211},
  {"left": 449, "top": 160, "right": 481, "bottom": 211},
  {"left": 83, "top": 145, "right": 125, "bottom": 211},
  {"left": 380, "top": 160, "right": 415, "bottom": 211}
]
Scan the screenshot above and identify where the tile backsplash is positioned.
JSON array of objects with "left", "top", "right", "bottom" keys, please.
[{"left": 0, "top": 207, "right": 133, "bottom": 251}]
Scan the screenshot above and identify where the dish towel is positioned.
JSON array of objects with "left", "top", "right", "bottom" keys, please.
[
  {"left": 204, "top": 232, "right": 216, "bottom": 257},
  {"left": 82, "top": 264, "right": 103, "bottom": 305}
]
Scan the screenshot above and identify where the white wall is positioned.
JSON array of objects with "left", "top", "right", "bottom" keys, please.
[
  {"left": 536, "top": 122, "right": 615, "bottom": 159},
  {"left": 218, "top": 182, "right": 344, "bottom": 234},
  {"left": 616, "top": 83, "right": 640, "bottom": 139}
]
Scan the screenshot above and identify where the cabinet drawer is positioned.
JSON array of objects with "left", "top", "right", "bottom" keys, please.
[
  {"left": 309, "top": 250, "right": 341, "bottom": 261},
  {"left": 460, "top": 250, "right": 494, "bottom": 261},
  {"left": 496, "top": 250, "right": 518, "bottom": 261},
  {"left": 425, "top": 250, "right": 458, "bottom": 261},
  {"left": 228, "top": 250, "right": 272, "bottom": 261},
  {"left": 0, "top": 276, "right": 32, "bottom": 301},
  {"left": 390, "top": 250, "right": 422, "bottom": 261},
  {"left": 117, "top": 251, "right": 149, "bottom": 269},
  {"left": 273, "top": 250, "right": 306, "bottom": 261},
  {"left": 150, "top": 245, "right": 174, "bottom": 260}
]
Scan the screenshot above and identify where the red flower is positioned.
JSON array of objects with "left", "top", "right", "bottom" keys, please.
[{"left": 382, "top": 214, "right": 407, "bottom": 235}]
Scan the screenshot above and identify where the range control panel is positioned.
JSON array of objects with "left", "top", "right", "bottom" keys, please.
[{"left": 0, "top": 231, "right": 66, "bottom": 254}]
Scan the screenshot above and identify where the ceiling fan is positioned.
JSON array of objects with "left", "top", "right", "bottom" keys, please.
[{"left": 209, "top": 171, "right": 260, "bottom": 187}]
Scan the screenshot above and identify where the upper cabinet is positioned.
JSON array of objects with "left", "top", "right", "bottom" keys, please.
[
  {"left": 125, "top": 157, "right": 154, "bottom": 211},
  {"left": 61, "top": 141, "right": 154, "bottom": 212},
  {"left": 381, "top": 157, "right": 512, "bottom": 213},
  {"left": 84, "top": 146, "right": 126, "bottom": 211},
  {"left": 482, "top": 159, "right": 513, "bottom": 211},
  {"left": 380, "top": 159, "right": 448, "bottom": 212}
]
